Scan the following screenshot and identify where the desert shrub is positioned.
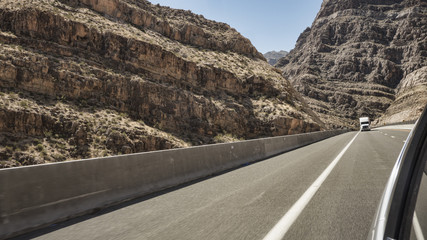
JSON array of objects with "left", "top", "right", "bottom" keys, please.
[{"left": 36, "top": 144, "right": 44, "bottom": 152}]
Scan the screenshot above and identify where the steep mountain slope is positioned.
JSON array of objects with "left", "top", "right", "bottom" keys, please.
[
  {"left": 264, "top": 50, "right": 289, "bottom": 65},
  {"left": 277, "top": 0, "right": 427, "bottom": 128},
  {"left": 0, "top": 0, "right": 323, "bottom": 167}
]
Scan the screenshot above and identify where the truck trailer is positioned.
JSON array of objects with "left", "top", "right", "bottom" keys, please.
[{"left": 359, "top": 117, "right": 370, "bottom": 131}]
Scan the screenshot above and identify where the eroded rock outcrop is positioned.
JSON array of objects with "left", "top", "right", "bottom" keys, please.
[
  {"left": 277, "top": 0, "right": 427, "bottom": 127},
  {"left": 0, "top": 0, "right": 323, "bottom": 167}
]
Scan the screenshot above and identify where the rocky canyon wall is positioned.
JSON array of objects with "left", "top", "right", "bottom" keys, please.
[
  {"left": 0, "top": 0, "right": 323, "bottom": 167},
  {"left": 277, "top": 0, "right": 426, "bottom": 128}
]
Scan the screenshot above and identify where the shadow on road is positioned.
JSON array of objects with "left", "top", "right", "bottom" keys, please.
[{"left": 10, "top": 159, "right": 262, "bottom": 239}]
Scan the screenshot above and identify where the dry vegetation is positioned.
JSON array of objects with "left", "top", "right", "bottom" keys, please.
[{"left": 0, "top": 90, "right": 189, "bottom": 168}]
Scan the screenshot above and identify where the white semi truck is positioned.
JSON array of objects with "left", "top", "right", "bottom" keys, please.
[{"left": 359, "top": 117, "right": 370, "bottom": 131}]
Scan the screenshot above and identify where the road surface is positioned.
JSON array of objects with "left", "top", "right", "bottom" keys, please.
[{"left": 15, "top": 128, "right": 411, "bottom": 240}]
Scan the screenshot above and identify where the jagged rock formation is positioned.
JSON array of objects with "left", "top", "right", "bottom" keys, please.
[
  {"left": 375, "top": 66, "right": 427, "bottom": 125},
  {"left": 276, "top": 0, "right": 427, "bottom": 128},
  {"left": 264, "top": 50, "right": 289, "bottom": 66},
  {"left": 0, "top": 0, "right": 323, "bottom": 167}
]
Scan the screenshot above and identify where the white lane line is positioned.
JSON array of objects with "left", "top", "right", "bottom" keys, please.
[
  {"left": 384, "top": 133, "right": 388, "bottom": 136},
  {"left": 391, "top": 136, "right": 395, "bottom": 139},
  {"left": 263, "top": 132, "right": 360, "bottom": 240},
  {"left": 413, "top": 212, "right": 425, "bottom": 240}
]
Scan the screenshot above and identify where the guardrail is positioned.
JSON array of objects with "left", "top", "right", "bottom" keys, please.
[
  {"left": 0, "top": 129, "right": 348, "bottom": 239},
  {"left": 371, "top": 120, "right": 417, "bottom": 128}
]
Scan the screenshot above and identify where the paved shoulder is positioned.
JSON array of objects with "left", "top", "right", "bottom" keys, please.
[{"left": 284, "top": 130, "right": 408, "bottom": 239}]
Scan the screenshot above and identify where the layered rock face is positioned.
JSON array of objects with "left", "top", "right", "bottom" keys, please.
[
  {"left": 264, "top": 50, "right": 289, "bottom": 66},
  {"left": 277, "top": 0, "right": 427, "bottom": 128},
  {"left": 0, "top": 0, "right": 323, "bottom": 167}
]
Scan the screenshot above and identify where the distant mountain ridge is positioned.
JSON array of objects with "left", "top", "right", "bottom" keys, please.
[
  {"left": 264, "top": 50, "right": 289, "bottom": 66},
  {"left": 277, "top": 0, "right": 427, "bottom": 128}
]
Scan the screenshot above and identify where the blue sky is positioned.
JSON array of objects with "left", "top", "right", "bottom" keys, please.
[{"left": 149, "top": 0, "right": 323, "bottom": 54}]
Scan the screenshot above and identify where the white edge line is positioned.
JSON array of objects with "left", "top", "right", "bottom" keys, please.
[
  {"left": 413, "top": 212, "right": 425, "bottom": 240},
  {"left": 262, "top": 131, "right": 360, "bottom": 240}
]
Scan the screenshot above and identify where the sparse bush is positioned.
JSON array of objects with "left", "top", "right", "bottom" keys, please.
[
  {"left": 56, "top": 95, "right": 66, "bottom": 101},
  {"left": 9, "top": 92, "right": 18, "bottom": 99},
  {"left": 52, "top": 153, "right": 65, "bottom": 161},
  {"left": 36, "top": 144, "right": 44, "bottom": 152},
  {"left": 213, "top": 132, "right": 240, "bottom": 143},
  {"left": 5, "top": 146, "right": 13, "bottom": 152},
  {"left": 79, "top": 99, "right": 88, "bottom": 107},
  {"left": 39, "top": 148, "right": 48, "bottom": 159},
  {"left": 44, "top": 130, "right": 53, "bottom": 138},
  {"left": 102, "top": 150, "right": 108, "bottom": 157}
]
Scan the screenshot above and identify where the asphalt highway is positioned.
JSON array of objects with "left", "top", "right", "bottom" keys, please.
[{"left": 15, "top": 128, "right": 411, "bottom": 240}]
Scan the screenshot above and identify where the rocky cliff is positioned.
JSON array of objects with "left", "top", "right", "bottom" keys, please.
[
  {"left": 264, "top": 50, "right": 289, "bottom": 66},
  {"left": 276, "top": 0, "right": 427, "bottom": 128},
  {"left": 0, "top": 0, "right": 323, "bottom": 167}
]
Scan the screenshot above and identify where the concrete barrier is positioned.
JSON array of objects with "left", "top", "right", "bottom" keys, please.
[
  {"left": 0, "top": 129, "right": 348, "bottom": 239},
  {"left": 372, "top": 119, "right": 417, "bottom": 128}
]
